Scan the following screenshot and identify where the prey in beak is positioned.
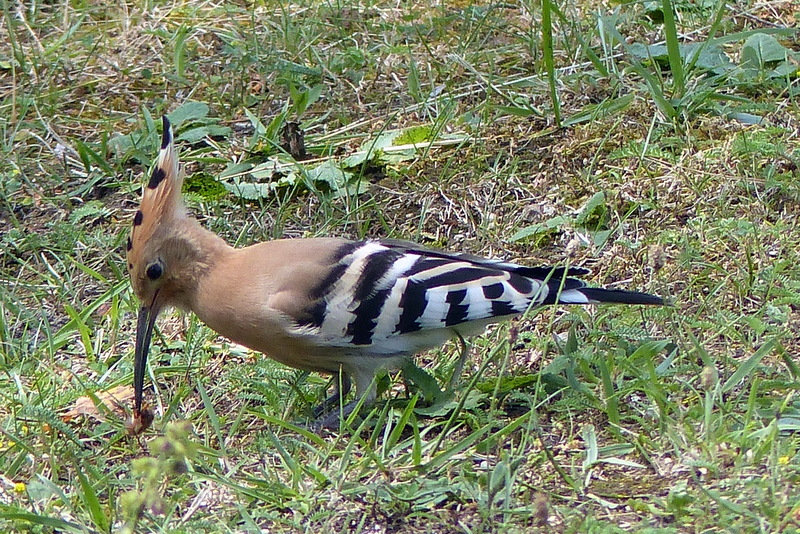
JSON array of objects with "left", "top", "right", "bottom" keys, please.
[{"left": 128, "top": 291, "right": 162, "bottom": 435}]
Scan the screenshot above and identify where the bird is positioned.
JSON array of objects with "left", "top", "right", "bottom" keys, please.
[{"left": 126, "top": 116, "right": 663, "bottom": 431}]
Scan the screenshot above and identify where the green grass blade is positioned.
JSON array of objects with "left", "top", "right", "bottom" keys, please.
[
  {"left": 722, "top": 337, "right": 778, "bottom": 393},
  {"left": 541, "top": 0, "right": 561, "bottom": 125},
  {"left": 661, "top": 0, "right": 685, "bottom": 95},
  {"left": 75, "top": 465, "right": 109, "bottom": 533},
  {"left": 196, "top": 379, "right": 227, "bottom": 456}
]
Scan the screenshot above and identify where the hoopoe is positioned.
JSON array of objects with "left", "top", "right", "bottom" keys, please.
[{"left": 127, "top": 116, "right": 663, "bottom": 431}]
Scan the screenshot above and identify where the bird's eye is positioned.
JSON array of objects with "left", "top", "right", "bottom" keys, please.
[{"left": 146, "top": 262, "right": 164, "bottom": 281}]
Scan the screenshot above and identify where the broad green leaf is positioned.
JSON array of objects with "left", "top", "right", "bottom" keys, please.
[
  {"left": 510, "top": 215, "right": 568, "bottom": 242},
  {"left": 727, "top": 112, "right": 763, "bottom": 125},
  {"left": 475, "top": 374, "right": 537, "bottom": 395},
  {"left": 305, "top": 160, "right": 352, "bottom": 190},
  {"left": 342, "top": 127, "right": 442, "bottom": 167},
  {"left": 628, "top": 340, "right": 673, "bottom": 362},
  {"left": 575, "top": 191, "right": 606, "bottom": 226},
  {"left": 341, "top": 150, "right": 370, "bottom": 168},
  {"left": 219, "top": 161, "right": 254, "bottom": 180},
  {"left": 741, "top": 33, "right": 791, "bottom": 69},
  {"left": 629, "top": 42, "right": 733, "bottom": 73},
  {"left": 592, "top": 229, "right": 614, "bottom": 247},
  {"left": 770, "top": 61, "right": 799, "bottom": 79},
  {"left": 401, "top": 360, "right": 444, "bottom": 404},
  {"left": 168, "top": 101, "right": 210, "bottom": 126},
  {"left": 177, "top": 124, "right": 232, "bottom": 143},
  {"left": 777, "top": 417, "right": 800, "bottom": 432},
  {"left": 223, "top": 181, "right": 279, "bottom": 200},
  {"left": 365, "top": 130, "right": 401, "bottom": 151},
  {"left": 395, "top": 125, "right": 433, "bottom": 145}
]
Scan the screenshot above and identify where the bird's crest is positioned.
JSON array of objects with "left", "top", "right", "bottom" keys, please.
[{"left": 126, "top": 116, "right": 185, "bottom": 270}]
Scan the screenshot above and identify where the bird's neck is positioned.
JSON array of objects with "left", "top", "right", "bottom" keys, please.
[{"left": 166, "top": 218, "right": 235, "bottom": 311}]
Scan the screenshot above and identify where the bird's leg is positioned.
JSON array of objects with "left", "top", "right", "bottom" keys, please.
[
  {"left": 447, "top": 332, "right": 470, "bottom": 391},
  {"left": 313, "top": 397, "right": 361, "bottom": 430},
  {"left": 312, "top": 371, "right": 352, "bottom": 419},
  {"left": 312, "top": 372, "right": 377, "bottom": 430}
]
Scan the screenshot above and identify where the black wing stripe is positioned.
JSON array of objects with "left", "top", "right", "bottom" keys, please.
[
  {"left": 352, "top": 249, "right": 405, "bottom": 301},
  {"left": 422, "top": 267, "right": 504, "bottom": 289},
  {"left": 444, "top": 289, "right": 469, "bottom": 326},
  {"left": 296, "top": 300, "right": 327, "bottom": 328},
  {"left": 491, "top": 299, "right": 517, "bottom": 317},
  {"left": 380, "top": 240, "right": 592, "bottom": 280},
  {"left": 506, "top": 274, "right": 534, "bottom": 295},
  {"left": 345, "top": 249, "right": 410, "bottom": 344},
  {"left": 405, "top": 257, "right": 452, "bottom": 277},
  {"left": 332, "top": 240, "right": 366, "bottom": 263},
  {"left": 396, "top": 280, "right": 427, "bottom": 333},
  {"left": 482, "top": 282, "right": 505, "bottom": 299},
  {"left": 347, "top": 288, "right": 392, "bottom": 344},
  {"left": 309, "top": 262, "right": 348, "bottom": 300}
]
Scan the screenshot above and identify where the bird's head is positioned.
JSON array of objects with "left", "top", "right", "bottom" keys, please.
[{"left": 126, "top": 116, "right": 186, "bottom": 416}]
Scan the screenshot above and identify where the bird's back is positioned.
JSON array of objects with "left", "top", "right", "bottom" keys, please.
[{"left": 243, "top": 239, "right": 663, "bottom": 358}]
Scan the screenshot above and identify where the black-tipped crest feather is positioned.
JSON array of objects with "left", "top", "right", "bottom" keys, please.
[
  {"left": 127, "top": 115, "right": 186, "bottom": 290},
  {"left": 161, "top": 116, "right": 172, "bottom": 149}
]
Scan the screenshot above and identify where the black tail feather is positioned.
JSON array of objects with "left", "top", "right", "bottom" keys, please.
[{"left": 578, "top": 287, "right": 664, "bottom": 306}]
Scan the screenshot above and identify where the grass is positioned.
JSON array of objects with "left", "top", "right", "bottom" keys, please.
[{"left": 1, "top": 0, "right": 799, "bottom": 531}]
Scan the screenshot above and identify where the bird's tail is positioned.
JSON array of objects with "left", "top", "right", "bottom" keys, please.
[
  {"left": 546, "top": 285, "right": 664, "bottom": 306},
  {"left": 572, "top": 287, "right": 663, "bottom": 305}
]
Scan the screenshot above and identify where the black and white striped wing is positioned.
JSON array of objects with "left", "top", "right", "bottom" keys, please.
[
  {"left": 371, "top": 248, "right": 576, "bottom": 335},
  {"left": 295, "top": 240, "right": 636, "bottom": 353}
]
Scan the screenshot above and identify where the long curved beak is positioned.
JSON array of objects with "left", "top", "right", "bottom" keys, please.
[{"left": 134, "top": 299, "right": 160, "bottom": 414}]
